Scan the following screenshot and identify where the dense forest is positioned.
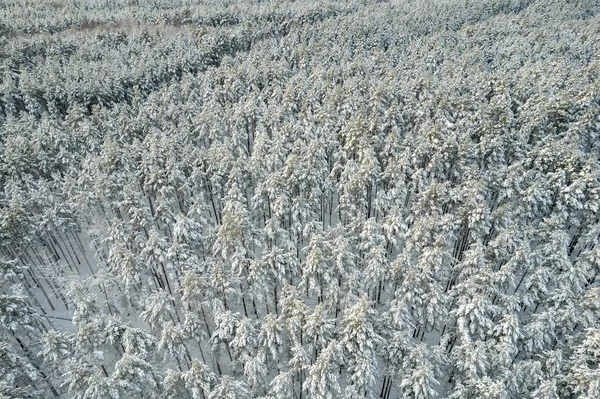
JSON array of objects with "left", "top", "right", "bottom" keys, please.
[{"left": 1, "top": 0, "right": 600, "bottom": 397}]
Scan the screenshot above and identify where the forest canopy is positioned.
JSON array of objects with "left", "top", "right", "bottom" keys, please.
[{"left": 1, "top": 0, "right": 600, "bottom": 398}]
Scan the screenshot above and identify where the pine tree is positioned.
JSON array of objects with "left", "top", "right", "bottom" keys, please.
[
  {"left": 305, "top": 340, "right": 342, "bottom": 399},
  {"left": 111, "top": 353, "right": 162, "bottom": 399},
  {"left": 243, "top": 350, "right": 268, "bottom": 396},
  {"left": 184, "top": 359, "right": 218, "bottom": 399},
  {"left": 209, "top": 375, "right": 249, "bottom": 399},
  {"left": 567, "top": 328, "right": 600, "bottom": 398},
  {"left": 340, "top": 295, "right": 382, "bottom": 398}
]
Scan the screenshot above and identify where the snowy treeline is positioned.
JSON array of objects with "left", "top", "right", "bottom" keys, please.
[{"left": 1, "top": 0, "right": 600, "bottom": 397}]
